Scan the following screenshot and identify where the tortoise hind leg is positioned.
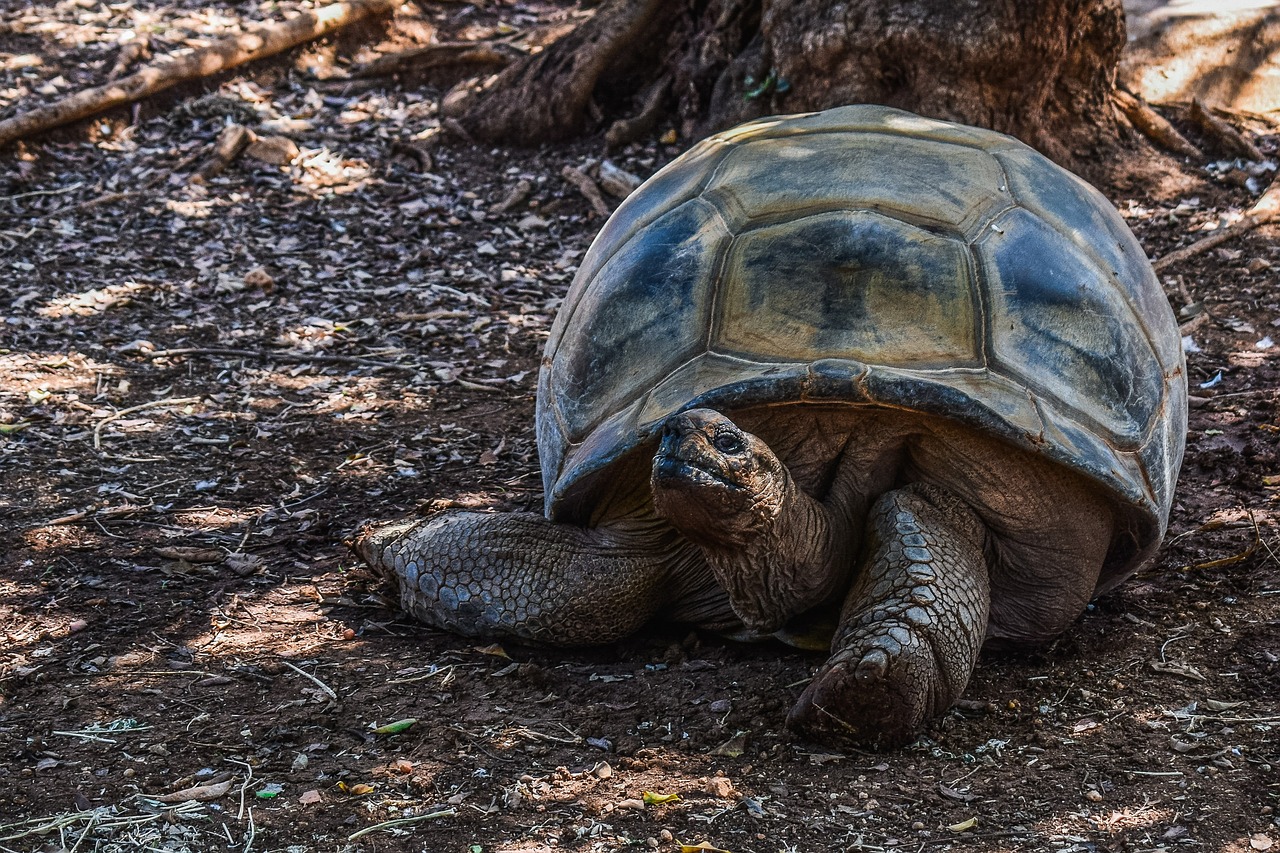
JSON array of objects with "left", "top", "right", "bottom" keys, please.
[
  {"left": 352, "top": 512, "right": 698, "bottom": 646},
  {"left": 787, "top": 484, "right": 990, "bottom": 749}
]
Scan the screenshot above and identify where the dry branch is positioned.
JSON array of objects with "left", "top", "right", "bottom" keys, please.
[
  {"left": 353, "top": 40, "right": 521, "bottom": 78},
  {"left": 1114, "top": 90, "right": 1202, "bottom": 160},
  {"left": 1153, "top": 179, "right": 1280, "bottom": 272},
  {"left": 561, "top": 165, "right": 611, "bottom": 217},
  {"left": 196, "top": 123, "right": 253, "bottom": 179},
  {"left": 1188, "top": 98, "right": 1264, "bottom": 161},
  {"left": 0, "top": 0, "right": 402, "bottom": 148}
]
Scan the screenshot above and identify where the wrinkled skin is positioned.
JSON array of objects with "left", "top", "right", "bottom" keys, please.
[{"left": 354, "top": 407, "right": 1113, "bottom": 750}]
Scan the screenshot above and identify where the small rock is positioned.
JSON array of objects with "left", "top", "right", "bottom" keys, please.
[
  {"left": 708, "top": 699, "right": 732, "bottom": 714},
  {"left": 659, "top": 829, "right": 674, "bottom": 842},
  {"left": 1085, "top": 789, "right": 1103, "bottom": 802},
  {"left": 1247, "top": 257, "right": 1272, "bottom": 273},
  {"left": 594, "top": 762, "right": 612, "bottom": 779},
  {"left": 617, "top": 798, "right": 645, "bottom": 811},
  {"left": 244, "top": 267, "right": 274, "bottom": 290},
  {"left": 705, "top": 776, "right": 735, "bottom": 799}
]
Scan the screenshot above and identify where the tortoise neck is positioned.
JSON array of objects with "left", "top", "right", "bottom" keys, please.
[{"left": 700, "top": 472, "right": 854, "bottom": 634}]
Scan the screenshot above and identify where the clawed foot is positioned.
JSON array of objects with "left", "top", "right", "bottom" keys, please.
[{"left": 786, "top": 619, "right": 941, "bottom": 749}]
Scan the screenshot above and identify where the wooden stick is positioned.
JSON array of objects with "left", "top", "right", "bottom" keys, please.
[
  {"left": 353, "top": 40, "right": 520, "bottom": 78},
  {"left": 1114, "top": 90, "right": 1202, "bottom": 160},
  {"left": 0, "top": 0, "right": 402, "bottom": 148},
  {"left": 561, "top": 165, "right": 611, "bottom": 217},
  {"left": 1153, "top": 179, "right": 1280, "bottom": 272},
  {"left": 142, "top": 346, "right": 415, "bottom": 370},
  {"left": 1188, "top": 98, "right": 1264, "bottom": 161},
  {"left": 93, "top": 396, "right": 202, "bottom": 450}
]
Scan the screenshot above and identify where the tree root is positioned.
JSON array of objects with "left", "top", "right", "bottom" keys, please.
[
  {"left": 605, "top": 74, "right": 671, "bottom": 150},
  {"left": 441, "top": 0, "right": 668, "bottom": 143}
]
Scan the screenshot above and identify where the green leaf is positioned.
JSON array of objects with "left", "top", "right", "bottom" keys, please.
[{"left": 373, "top": 718, "right": 418, "bottom": 735}]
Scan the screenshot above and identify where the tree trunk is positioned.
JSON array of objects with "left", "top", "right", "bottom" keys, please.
[{"left": 443, "top": 0, "right": 1129, "bottom": 178}]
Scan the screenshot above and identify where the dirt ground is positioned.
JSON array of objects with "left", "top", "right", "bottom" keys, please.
[{"left": 1, "top": 2, "right": 1278, "bottom": 852}]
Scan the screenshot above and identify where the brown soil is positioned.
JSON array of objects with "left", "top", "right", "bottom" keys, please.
[{"left": 1, "top": 3, "right": 1277, "bottom": 851}]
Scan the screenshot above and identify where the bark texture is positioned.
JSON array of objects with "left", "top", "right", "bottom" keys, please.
[{"left": 445, "top": 0, "right": 1128, "bottom": 175}]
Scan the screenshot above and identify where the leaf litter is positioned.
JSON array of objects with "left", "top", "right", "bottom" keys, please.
[{"left": 0, "top": 2, "right": 1278, "bottom": 852}]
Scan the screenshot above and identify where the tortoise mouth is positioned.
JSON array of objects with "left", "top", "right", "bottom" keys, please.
[{"left": 652, "top": 452, "right": 744, "bottom": 492}]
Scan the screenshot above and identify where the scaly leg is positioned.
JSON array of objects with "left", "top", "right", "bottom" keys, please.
[
  {"left": 787, "top": 483, "right": 990, "bottom": 749},
  {"left": 352, "top": 512, "right": 702, "bottom": 646}
]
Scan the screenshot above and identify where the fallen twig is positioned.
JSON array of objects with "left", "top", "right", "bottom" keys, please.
[
  {"left": 196, "top": 123, "right": 254, "bottom": 180},
  {"left": 108, "top": 37, "right": 151, "bottom": 80},
  {"left": 1153, "top": 178, "right": 1280, "bottom": 272},
  {"left": 490, "top": 178, "right": 533, "bottom": 214},
  {"left": 93, "top": 396, "right": 202, "bottom": 451},
  {"left": 354, "top": 40, "right": 520, "bottom": 78},
  {"left": 0, "top": 0, "right": 402, "bottom": 148},
  {"left": 1114, "top": 90, "right": 1202, "bottom": 160},
  {"left": 347, "top": 809, "right": 456, "bottom": 841},
  {"left": 0, "top": 183, "right": 85, "bottom": 204},
  {"left": 281, "top": 659, "right": 339, "bottom": 700},
  {"left": 1188, "top": 98, "right": 1264, "bottom": 161},
  {"left": 142, "top": 346, "right": 416, "bottom": 371},
  {"left": 1187, "top": 509, "right": 1262, "bottom": 570},
  {"left": 562, "top": 165, "right": 611, "bottom": 217}
]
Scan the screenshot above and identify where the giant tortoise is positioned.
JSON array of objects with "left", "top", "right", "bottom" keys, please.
[{"left": 354, "top": 105, "right": 1187, "bottom": 749}]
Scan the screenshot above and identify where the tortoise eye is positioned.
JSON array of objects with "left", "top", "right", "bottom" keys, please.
[{"left": 713, "top": 433, "right": 745, "bottom": 454}]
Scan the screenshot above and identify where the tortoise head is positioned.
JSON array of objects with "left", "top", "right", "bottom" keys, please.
[{"left": 650, "top": 408, "right": 790, "bottom": 547}]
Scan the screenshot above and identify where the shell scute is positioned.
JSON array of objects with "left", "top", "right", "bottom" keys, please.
[{"left": 715, "top": 211, "right": 979, "bottom": 368}]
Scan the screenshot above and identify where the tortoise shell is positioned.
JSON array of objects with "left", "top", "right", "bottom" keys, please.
[{"left": 535, "top": 105, "right": 1187, "bottom": 591}]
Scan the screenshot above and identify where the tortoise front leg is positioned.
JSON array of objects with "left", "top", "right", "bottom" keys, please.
[
  {"left": 352, "top": 512, "right": 695, "bottom": 646},
  {"left": 787, "top": 484, "right": 990, "bottom": 749}
]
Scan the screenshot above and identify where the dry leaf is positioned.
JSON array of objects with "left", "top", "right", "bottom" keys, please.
[
  {"left": 1150, "top": 660, "right": 1208, "bottom": 682},
  {"left": 710, "top": 733, "right": 747, "bottom": 758},
  {"left": 151, "top": 779, "right": 233, "bottom": 802},
  {"left": 643, "top": 791, "right": 680, "bottom": 805},
  {"left": 947, "top": 818, "right": 977, "bottom": 832},
  {"left": 339, "top": 782, "right": 374, "bottom": 796},
  {"left": 473, "top": 644, "right": 510, "bottom": 659},
  {"left": 679, "top": 842, "right": 731, "bottom": 853}
]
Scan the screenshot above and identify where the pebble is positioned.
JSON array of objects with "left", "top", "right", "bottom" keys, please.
[{"left": 705, "top": 776, "right": 735, "bottom": 799}]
